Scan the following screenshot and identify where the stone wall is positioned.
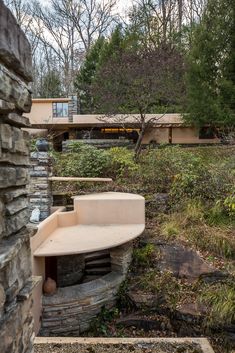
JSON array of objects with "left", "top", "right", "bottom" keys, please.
[
  {"left": 57, "top": 254, "right": 85, "bottom": 287},
  {"left": 40, "top": 242, "right": 133, "bottom": 336},
  {"left": 0, "top": 1, "right": 34, "bottom": 352},
  {"left": 29, "top": 151, "right": 52, "bottom": 221}
]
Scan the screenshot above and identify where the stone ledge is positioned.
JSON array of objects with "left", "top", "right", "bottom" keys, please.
[
  {"left": 0, "top": 229, "right": 29, "bottom": 270},
  {"left": 1, "top": 112, "right": 30, "bottom": 127},
  {"left": 34, "top": 337, "right": 215, "bottom": 353},
  {"left": 17, "top": 276, "right": 42, "bottom": 301},
  {"left": 0, "top": 63, "right": 31, "bottom": 113}
]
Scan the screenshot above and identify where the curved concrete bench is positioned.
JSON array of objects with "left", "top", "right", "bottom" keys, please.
[{"left": 32, "top": 192, "right": 145, "bottom": 257}]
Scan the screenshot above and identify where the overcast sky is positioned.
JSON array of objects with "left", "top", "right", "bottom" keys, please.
[{"left": 39, "top": 0, "right": 134, "bottom": 14}]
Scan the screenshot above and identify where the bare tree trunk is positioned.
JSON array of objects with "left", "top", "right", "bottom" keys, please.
[
  {"left": 178, "top": 0, "right": 183, "bottom": 36},
  {"left": 161, "top": 0, "right": 167, "bottom": 45},
  {"left": 134, "top": 114, "right": 146, "bottom": 160}
]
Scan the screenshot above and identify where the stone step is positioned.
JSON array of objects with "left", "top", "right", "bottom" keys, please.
[
  {"left": 85, "top": 251, "right": 110, "bottom": 262},
  {"left": 85, "top": 258, "right": 111, "bottom": 268},
  {"left": 82, "top": 275, "right": 102, "bottom": 283},
  {"left": 85, "top": 267, "right": 111, "bottom": 275}
]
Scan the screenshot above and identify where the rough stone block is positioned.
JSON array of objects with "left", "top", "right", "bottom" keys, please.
[
  {"left": 1, "top": 112, "right": 30, "bottom": 127},
  {"left": 6, "top": 196, "right": 28, "bottom": 216},
  {"left": 3, "top": 188, "right": 27, "bottom": 203},
  {"left": 5, "top": 208, "right": 29, "bottom": 236},
  {"left": 0, "top": 64, "right": 31, "bottom": 113},
  {"left": 0, "top": 0, "right": 32, "bottom": 82},
  {"left": 0, "top": 99, "right": 15, "bottom": 113},
  {"left": 0, "top": 123, "right": 12, "bottom": 150},
  {"left": 12, "top": 127, "right": 28, "bottom": 154},
  {"left": 1, "top": 152, "right": 29, "bottom": 166},
  {"left": 0, "top": 167, "right": 16, "bottom": 188}
]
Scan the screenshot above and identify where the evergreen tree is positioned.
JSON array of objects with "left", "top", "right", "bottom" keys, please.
[
  {"left": 185, "top": 0, "right": 235, "bottom": 127},
  {"left": 75, "top": 26, "right": 125, "bottom": 113},
  {"left": 40, "top": 70, "right": 62, "bottom": 98},
  {"left": 74, "top": 37, "right": 105, "bottom": 113}
]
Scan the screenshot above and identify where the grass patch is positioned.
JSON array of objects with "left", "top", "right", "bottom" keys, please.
[
  {"left": 159, "top": 200, "right": 235, "bottom": 259},
  {"left": 133, "top": 244, "right": 156, "bottom": 267},
  {"left": 200, "top": 281, "right": 235, "bottom": 327}
]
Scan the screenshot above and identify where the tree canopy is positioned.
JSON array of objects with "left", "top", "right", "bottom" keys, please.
[{"left": 185, "top": 0, "right": 235, "bottom": 127}]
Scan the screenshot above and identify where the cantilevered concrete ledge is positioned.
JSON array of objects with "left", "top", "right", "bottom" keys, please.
[
  {"left": 48, "top": 177, "right": 112, "bottom": 182},
  {"left": 32, "top": 192, "right": 145, "bottom": 257},
  {"left": 33, "top": 224, "right": 144, "bottom": 256}
]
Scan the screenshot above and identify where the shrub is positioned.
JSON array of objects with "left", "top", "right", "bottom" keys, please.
[
  {"left": 53, "top": 143, "right": 110, "bottom": 177},
  {"left": 106, "top": 147, "right": 139, "bottom": 180},
  {"left": 133, "top": 243, "right": 155, "bottom": 267},
  {"left": 224, "top": 189, "right": 235, "bottom": 217}
]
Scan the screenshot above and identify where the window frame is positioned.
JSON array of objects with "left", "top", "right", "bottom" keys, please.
[{"left": 52, "top": 102, "right": 69, "bottom": 118}]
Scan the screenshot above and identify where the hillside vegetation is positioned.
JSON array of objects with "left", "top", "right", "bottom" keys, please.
[{"left": 52, "top": 143, "right": 235, "bottom": 353}]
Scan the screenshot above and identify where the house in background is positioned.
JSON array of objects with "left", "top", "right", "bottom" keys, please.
[{"left": 25, "top": 97, "right": 220, "bottom": 150}]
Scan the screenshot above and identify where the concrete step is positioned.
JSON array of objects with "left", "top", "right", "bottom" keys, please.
[
  {"left": 85, "top": 258, "right": 111, "bottom": 268},
  {"left": 85, "top": 251, "right": 110, "bottom": 262},
  {"left": 85, "top": 267, "right": 111, "bottom": 275},
  {"left": 82, "top": 275, "right": 101, "bottom": 283}
]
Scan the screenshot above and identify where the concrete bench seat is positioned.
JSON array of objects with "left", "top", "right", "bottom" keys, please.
[
  {"left": 32, "top": 192, "right": 145, "bottom": 257},
  {"left": 33, "top": 223, "right": 145, "bottom": 256}
]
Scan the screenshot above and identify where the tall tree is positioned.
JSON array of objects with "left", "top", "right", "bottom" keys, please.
[
  {"left": 75, "top": 26, "right": 125, "bottom": 113},
  {"left": 75, "top": 36, "right": 105, "bottom": 113},
  {"left": 40, "top": 70, "right": 62, "bottom": 98},
  {"left": 185, "top": 0, "right": 235, "bottom": 127},
  {"left": 92, "top": 44, "right": 185, "bottom": 158}
]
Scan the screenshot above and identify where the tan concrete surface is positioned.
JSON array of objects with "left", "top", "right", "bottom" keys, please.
[
  {"left": 49, "top": 177, "right": 113, "bottom": 182},
  {"left": 34, "top": 223, "right": 145, "bottom": 256},
  {"left": 32, "top": 193, "right": 145, "bottom": 257}
]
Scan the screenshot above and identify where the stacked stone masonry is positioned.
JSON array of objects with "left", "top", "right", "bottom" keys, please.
[
  {"left": 40, "top": 242, "right": 133, "bottom": 336},
  {"left": 29, "top": 152, "right": 52, "bottom": 221},
  {"left": 0, "top": 1, "right": 34, "bottom": 352}
]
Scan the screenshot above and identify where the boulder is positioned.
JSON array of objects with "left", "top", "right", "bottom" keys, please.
[{"left": 158, "top": 244, "right": 221, "bottom": 281}]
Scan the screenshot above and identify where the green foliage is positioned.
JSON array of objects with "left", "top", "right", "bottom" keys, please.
[
  {"left": 75, "top": 37, "right": 105, "bottom": 113},
  {"left": 160, "top": 198, "right": 235, "bottom": 259},
  {"left": 90, "top": 306, "right": 119, "bottom": 336},
  {"left": 201, "top": 282, "right": 235, "bottom": 327},
  {"left": 139, "top": 146, "right": 220, "bottom": 198},
  {"left": 224, "top": 189, "right": 235, "bottom": 217},
  {"left": 53, "top": 143, "right": 109, "bottom": 178},
  {"left": 116, "top": 280, "right": 135, "bottom": 313},
  {"left": 133, "top": 244, "right": 155, "bottom": 267},
  {"left": 160, "top": 220, "right": 180, "bottom": 239},
  {"left": 106, "top": 147, "right": 138, "bottom": 179},
  {"left": 205, "top": 201, "right": 232, "bottom": 226},
  {"left": 40, "top": 70, "right": 62, "bottom": 98},
  {"left": 185, "top": 0, "right": 235, "bottom": 126},
  {"left": 138, "top": 270, "right": 182, "bottom": 310},
  {"left": 54, "top": 144, "right": 139, "bottom": 180},
  {"left": 30, "top": 138, "right": 37, "bottom": 152}
]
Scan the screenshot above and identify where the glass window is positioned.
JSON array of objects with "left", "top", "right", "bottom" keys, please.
[{"left": 53, "top": 102, "right": 68, "bottom": 117}]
